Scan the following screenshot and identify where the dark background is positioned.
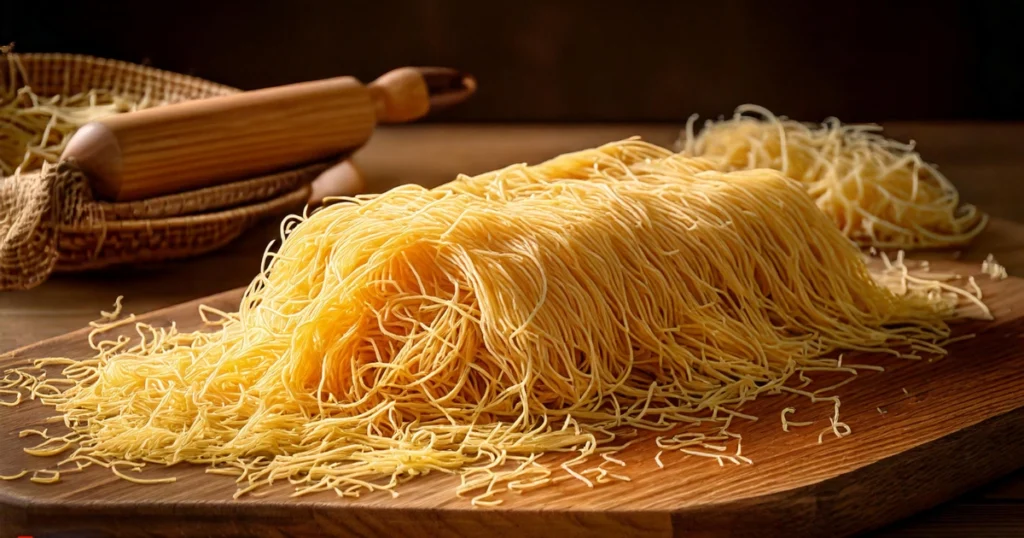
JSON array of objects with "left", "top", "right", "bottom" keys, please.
[{"left": 3, "top": 0, "right": 1024, "bottom": 123}]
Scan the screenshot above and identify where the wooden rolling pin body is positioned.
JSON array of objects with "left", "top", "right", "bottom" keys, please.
[{"left": 64, "top": 67, "right": 469, "bottom": 202}]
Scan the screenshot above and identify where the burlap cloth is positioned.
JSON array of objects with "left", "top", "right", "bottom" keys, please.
[{"left": 0, "top": 160, "right": 99, "bottom": 290}]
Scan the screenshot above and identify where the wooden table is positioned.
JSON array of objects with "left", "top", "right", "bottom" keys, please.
[{"left": 2, "top": 124, "right": 1022, "bottom": 536}]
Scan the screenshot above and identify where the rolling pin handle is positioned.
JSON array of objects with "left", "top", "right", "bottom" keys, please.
[
  {"left": 419, "top": 67, "right": 477, "bottom": 111},
  {"left": 368, "top": 67, "right": 476, "bottom": 124}
]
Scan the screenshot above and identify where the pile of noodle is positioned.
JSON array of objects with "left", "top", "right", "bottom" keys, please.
[
  {"left": 2, "top": 141, "right": 970, "bottom": 505},
  {"left": 680, "top": 104, "right": 987, "bottom": 249}
]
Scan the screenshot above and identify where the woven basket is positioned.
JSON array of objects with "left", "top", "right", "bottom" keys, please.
[{"left": 1, "top": 53, "right": 327, "bottom": 272}]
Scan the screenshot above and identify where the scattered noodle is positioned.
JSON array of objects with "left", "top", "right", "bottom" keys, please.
[
  {"left": 679, "top": 105, "right": 987, "bottom": 249},
  {"left": 681, "top": 449, "right": 740, "bottom": 466},
  {"left": 0, "top": 389, "right": 22, "bottom": 406},
  {"left": 111, "top": 463, "right": 177, "bottom": 485},
  {"left": 23, "top": 436, "right": 75, "bottom": 457},
  {"left": 601, "top": 453, "right": 626, "bottom": 467},
  {"left": 29, "top": 470, "right": 60, "bottom": 484},
  {"left": 560, "top": 463, "right": 594, "bottom": 488},
  {"left": 0, "top": 140, "right": 983, "bottom": 503},
  {"left": 780, "top": 407, "right": 813, "bottom": 432},
  {"left": 981, "top": 254, "right": 1008, "bottom": 281},
  {"left": 100, "top": 296, "right": 125, "bottom": 320},
  {"left": 869, "top": 250, "right": 992, "bottom": 321}
]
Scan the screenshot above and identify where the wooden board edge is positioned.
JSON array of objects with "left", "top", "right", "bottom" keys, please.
[
  {"left": 0, "top": 491, "right": 674, "bottom": 537},
  {"left": 669, "top": 405, "right": 1024, "bottom": 538},
  {"left": 2, "top": 406, "right": 1022, "bottom": 538}
]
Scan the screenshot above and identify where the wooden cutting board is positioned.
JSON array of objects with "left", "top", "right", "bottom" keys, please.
[{"left": 2, "top": 249, "right": 1023, "bottom": 538}]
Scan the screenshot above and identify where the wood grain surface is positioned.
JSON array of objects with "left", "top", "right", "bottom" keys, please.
[{"left": 1, "top": 124, "right": 1023, "bottom": 536}]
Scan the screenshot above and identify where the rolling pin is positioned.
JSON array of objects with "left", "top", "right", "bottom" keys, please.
[{"left": 63, "top": 67, "right": 476, "bottom": 202}]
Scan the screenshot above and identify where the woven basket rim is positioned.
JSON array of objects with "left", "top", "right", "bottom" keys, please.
[
  {"left": 59, "top": 183, "right": 312, "bottom": 233},
  {"left": 2, "top": 52, "right": 241, "bottom": 95}
]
